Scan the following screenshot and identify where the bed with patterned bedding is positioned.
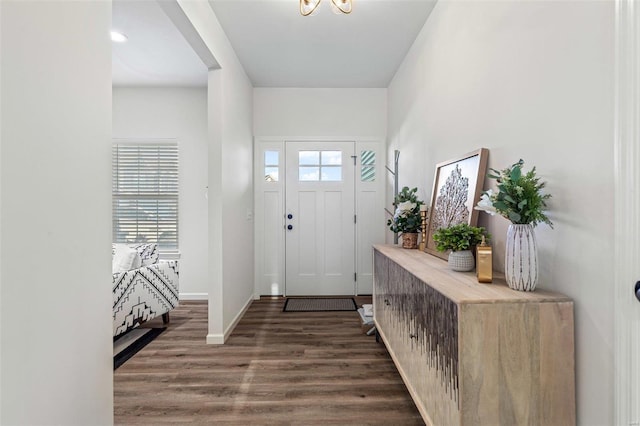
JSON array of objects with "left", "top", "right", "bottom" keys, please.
[{"left": 112, "top": 243, "right": 179, "bottom": 338}]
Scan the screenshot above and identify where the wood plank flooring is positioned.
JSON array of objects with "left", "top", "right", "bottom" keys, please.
[{"left": 114, "top": 298, "right": 423, "bottom": 425}]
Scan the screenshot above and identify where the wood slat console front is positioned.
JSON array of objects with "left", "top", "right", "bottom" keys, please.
[{"left": 373, "top": 245, "right": 575, "bottom": 426}]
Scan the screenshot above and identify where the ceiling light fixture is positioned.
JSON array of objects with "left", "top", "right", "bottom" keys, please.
[
  {"left": 110, "top": 31, "right": 128, "bottom": 43},
  {"left": 300, "top": 0, "right": 352, "bottom": 16}
]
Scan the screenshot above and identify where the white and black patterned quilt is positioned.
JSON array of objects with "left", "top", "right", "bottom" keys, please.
[
  {"left": 112, "top": 260, "right": 179, "bottom": 337},
  {"left": 131, "top": 243, "right": 160, "bottom": 267}
]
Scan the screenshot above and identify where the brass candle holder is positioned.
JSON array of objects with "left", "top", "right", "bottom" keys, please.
[{"left": 419, "top": 208, "right": 428, "bottom": 251}]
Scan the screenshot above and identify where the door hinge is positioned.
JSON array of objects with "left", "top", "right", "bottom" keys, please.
[
  {"left": 354, "top": 214, "right": 357, "bottom": 224},
  {"left": 351, "top": 155, "right": 357, "bottom": 165},
  {"left": 354, "top": 272, "right": 357, "bottom": 281}
]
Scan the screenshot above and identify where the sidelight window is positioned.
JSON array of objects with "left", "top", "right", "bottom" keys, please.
[
  {"left": 265, "top": 150, "right": 279, "bottom": 181},
  {"left": 360, "top": 150, "right": 376, "bottom": 182}
]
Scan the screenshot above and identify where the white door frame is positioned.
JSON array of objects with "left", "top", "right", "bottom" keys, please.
[
  {"left": 254, "top": 137, "right": 385, "bottom": 298},
  {"left": 614, "top": 1, "right": 640, "bottom": 424}
]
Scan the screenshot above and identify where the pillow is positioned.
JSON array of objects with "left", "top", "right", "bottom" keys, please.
[
  {"left": 132, "top": 243, "right": 159, "bottom": 267},
  {"left": 112, "top": 244, "right": 142, "bottom": 274}
]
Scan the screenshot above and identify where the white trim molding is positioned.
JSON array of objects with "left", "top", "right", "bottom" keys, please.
[
  {"left": 206, "top": 294, "right": 253, "bottom": 345},
  {"left": 205, "top": 334, "right": 224, "bottom": 345},
  {"left": 614, "top": 1, "right": 640, "bottom": 425},
  {"left": 223, "top": 294, "right": 254, "bottom": 342},
  {"left": 179, "top": 292, "right": 208, "bottom": 301}
]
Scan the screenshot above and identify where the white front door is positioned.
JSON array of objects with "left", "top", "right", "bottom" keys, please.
[{"left": 285, "top": 141, "right": 356, "bottom": 296}]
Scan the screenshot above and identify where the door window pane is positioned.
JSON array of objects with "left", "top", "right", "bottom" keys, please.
[
  {"left": 299, "top": 167, "right": 320, "bottom": 181},
  {"left": 322, "top": 166, "right": 342, "bottom": 181},
  {"left": 265, "top": 151, "right": 279, "bottom": 166},
  {"left": 361, "top": 166, "right": 375, "bottom": 182},
  {"left": 361, "top": 150, "right": 375, "bottom": 166},
  {"left": 265, "top": 167, "right": 279, "bottom": 182},
  {"left": 321, "top": 151, "right": 342, "bottom": 165},
  {"left": 299, "top": 151, "right": 320, "bottom": 166}
]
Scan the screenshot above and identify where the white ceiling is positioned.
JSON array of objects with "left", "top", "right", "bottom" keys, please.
[
  {"left": 112, "top": 0, "right": 208, "bottom": 87},
  {"left": 210, "top": 0, "right": 437, "bottom": 88},
  {"left": 112, "top": 0, "right": 437, "bottom": 88}
]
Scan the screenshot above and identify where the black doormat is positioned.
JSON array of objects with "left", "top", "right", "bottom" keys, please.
[
  {"left": 114, "top": 327, "right": 165, "bottom": 369},
  {"left": 283, "top": 297, "right": 357, "bottom": 312}
]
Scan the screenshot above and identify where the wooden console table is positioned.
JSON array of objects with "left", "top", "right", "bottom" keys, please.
[{"left": 373, "top": 244, "right": 575, "bottom": 426}]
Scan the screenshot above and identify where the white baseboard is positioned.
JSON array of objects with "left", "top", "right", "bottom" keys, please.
[
  {"left": 179, "top": 292, "right": 208, "bottom": 300},
  {"left": 223, "top": 294, "right": 254, "bottom": 342},
  {"left": 206, "top": 334, "right": 224, "bottom": 344},
  {"left": 205, "top": 294, "right": 254, "bottom": 345}
]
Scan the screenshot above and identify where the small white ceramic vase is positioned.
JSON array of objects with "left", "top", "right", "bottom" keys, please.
[{"left": 448, "top": 250, "right": 475, "bottom": 272}]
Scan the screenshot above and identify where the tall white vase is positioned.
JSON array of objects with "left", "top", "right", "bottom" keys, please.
[{"left": 505, "top": 224, "right": 538, "bottom": 291}]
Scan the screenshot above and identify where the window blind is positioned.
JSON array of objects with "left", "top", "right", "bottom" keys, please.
[{"left": 112, "top": 141, "right": 178, "bottom": 249}]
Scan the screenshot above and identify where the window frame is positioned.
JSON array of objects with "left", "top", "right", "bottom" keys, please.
[{"left": 112, "top": 139, "right": 179, "bottom": 252}]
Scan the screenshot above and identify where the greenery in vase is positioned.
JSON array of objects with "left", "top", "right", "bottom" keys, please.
[
  {"left": 475, "top": 159, "right": 553, "bottom": 228},
  {"left": 432, "top": 223, "right": 489, "bottom": 252},
  {"left": 387, "top": 186, "right": 423, "bottom": 234}
]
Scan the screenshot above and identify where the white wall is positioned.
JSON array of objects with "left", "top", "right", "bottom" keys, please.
[
  {"left": 254, "top": 88, "right": 387, "bottom": 138},
  {"left": 177, "top": 1, "right": 255, "bottom": 343},
  {"left": 387, "top": 1, "right": 614, "bottom": 424},
  {"left": 113, "top": 87, "right": 209, "bottom": 298},
  {"left": 0, "top": 2, "right": 4, "bottom": 419},
  {"left": 220, "top": 70, "right": 255, "bottom": 332},
  {"left": 1, "top": 1, "right": 113, "bottom": 424}
]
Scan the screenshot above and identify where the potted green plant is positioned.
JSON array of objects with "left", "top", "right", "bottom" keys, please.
[
  {"left": 474, "top": 159, "right": 552, "bottom": 291},
  {"left": 387, "top": 186, "right": 423, "bottom": 249},
  {"left": 432, "top": 223, "right": 489, "bottom": 271}
]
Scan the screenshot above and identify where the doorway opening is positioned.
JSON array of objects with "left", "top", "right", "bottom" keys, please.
[{"left": 254, "top": 139, "right": 385, "bottom": 298}]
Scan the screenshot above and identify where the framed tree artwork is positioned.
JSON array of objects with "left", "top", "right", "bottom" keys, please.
[{"left": 425, "top": 148, "right": 489, "bottom": 259}]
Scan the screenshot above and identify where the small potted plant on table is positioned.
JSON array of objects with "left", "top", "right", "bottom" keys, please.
[
  {"left": 387, "top": 186, "right": 424, "bottom": 249},
  {"left": 433, "top": 223, "right": 490, "bottom": 271}
]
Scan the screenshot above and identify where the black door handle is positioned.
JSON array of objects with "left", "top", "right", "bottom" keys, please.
[
  {"left": 635, "top": 281, "right": 640, "bottom": 302},
  {"left": 287, "top": 224, "right": 293, "bottom": 230},
  {"left": 287, "top": 214, "right": 293, "bottom": 219}
]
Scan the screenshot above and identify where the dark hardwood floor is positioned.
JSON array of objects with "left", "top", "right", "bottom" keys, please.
[{"left": 114, "top": 298, "right": 423, "bottom": 425}]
